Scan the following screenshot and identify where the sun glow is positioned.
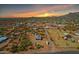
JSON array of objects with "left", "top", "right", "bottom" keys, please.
[
  {"left": 41, "top": 13, "right": 50, "bottom": 17},
  {"left": 36, "top": 13, "right": 65, "bottom": 17},
  {"left": 0, "top": 12, "right": 66, "bottom": 18},
  {"left": 36, "top": 13, "right": 52, "bottom": 17}
]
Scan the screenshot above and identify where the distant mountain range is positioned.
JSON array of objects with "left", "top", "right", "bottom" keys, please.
[{"left": 0, "top": 12, "right": 79, "bottom": 24}]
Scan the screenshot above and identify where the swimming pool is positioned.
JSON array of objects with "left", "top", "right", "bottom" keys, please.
[{"left": 0, "top": 35, "right": 8, "bottom": 43}]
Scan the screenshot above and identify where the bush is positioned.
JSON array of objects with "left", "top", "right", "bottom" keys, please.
[
  {"left": 35, "top": 44, "right": 43, "bottom": 49},
  {"left": 17, "top": 45, "right": 26, "bottom": 51},
  {"left": 0, "top": 48, "right": 3, "bottom": 51},
  {"left": 71, "top": 39, "right": 75, "bottom": 43},
  {"left": 17, "top": 39, "right": 33, "bottom": 51},
  {"left": 10, "top": 44, "right": 18, "bottom": 53},
  {"left": 66, "top": 42, "right": 69, "bottom": 46},
  {"left": 25, "top": 39, "right": 32, "bottom": 47},
  {"left": 77, "top": 46, "right": 79, "bottom": 49}
]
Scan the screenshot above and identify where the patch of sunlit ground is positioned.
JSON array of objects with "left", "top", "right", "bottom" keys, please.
[{"left": 48, "top": 28, "right": 79, "bottom": 48}]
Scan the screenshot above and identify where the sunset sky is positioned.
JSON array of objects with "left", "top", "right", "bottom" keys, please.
[{"left": 0, "top": 4, "right": 79, "bottom": 18}]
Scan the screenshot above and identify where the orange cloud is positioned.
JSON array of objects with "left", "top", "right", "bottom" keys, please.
[
  {"left": 11, "top": 10, "right": 46, "bottom": 17},
  {"left": 11, "top": 12, "right": 65, "bottom": 17},
  {"left": 3, "top": 12, "right": 65, "bottom": 18},
  {"left": 10, "top": 5, "right": 72, "bottom": 17},
  {"left": 0, "top": 5, "right": 72, "bottom": 18}
]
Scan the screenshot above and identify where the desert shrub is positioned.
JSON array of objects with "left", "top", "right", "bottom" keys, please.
[
  {"left": 17, "top": 44, "right": 26, "bottom": 51},
  {"left": 35, "top": 44, "right": 43, "bottom": 49},
  {"left": 10, "top": 44, "right": 18, "bottom": 53},
  {"left": 17, "top": 39, "right": 33, "bottom": 51},
  {"left": 71, "top": 39, "right": 75, "bottom": 43},
  {"left": 0, "top": 48, "right": 3, "bottom": 51},
  {"left": 77, "top": 46, "right": 79, "bottom": 49},
  {"left": 66, "top": 42, "right": 69, "bottom": 46}
]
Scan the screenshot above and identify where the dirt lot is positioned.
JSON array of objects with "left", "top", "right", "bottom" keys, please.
[{"left": 48, "top": 28, "right": 79, "bottom": 48}]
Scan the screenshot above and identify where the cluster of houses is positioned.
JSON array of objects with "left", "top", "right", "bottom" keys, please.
[{"left": 0, "top": 21, "right": 79, "bottom": 47}]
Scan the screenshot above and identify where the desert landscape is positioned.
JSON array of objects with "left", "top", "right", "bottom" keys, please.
[{"left": 0, "top": 4, "right": 79, "bottom": 54}]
